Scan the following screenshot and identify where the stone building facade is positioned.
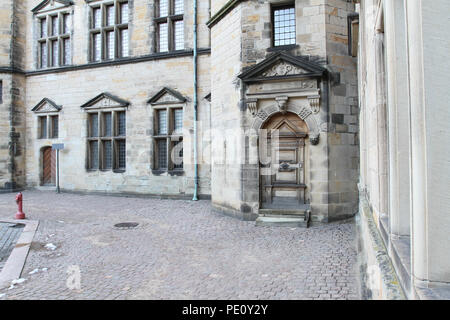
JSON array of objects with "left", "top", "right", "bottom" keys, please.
[
  {"left": 0, "top": 0, "right": 359, "bottom": 226},
  {"left": 1, "top": 0, "right": 448, "bottom": 300},
  {"left": 357, "top": 0, "right": 450, "bottom": 299}
]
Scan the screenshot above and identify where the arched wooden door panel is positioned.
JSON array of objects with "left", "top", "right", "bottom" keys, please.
[
  {"left": 42, "top": 147, "right": 56, "bottom": 186},
  {"left": 260, "top": 112, "right": 309, "bottom": 210}
]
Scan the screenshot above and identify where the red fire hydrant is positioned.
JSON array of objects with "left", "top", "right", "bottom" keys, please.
[{"left": 15, "top": 192, "right": 26, "bottom": 220}]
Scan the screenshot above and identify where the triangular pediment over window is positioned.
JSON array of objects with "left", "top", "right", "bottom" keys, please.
[
  {"left": 80, "top": 92, "right": 130, "bottom": 110},
  {"left": 31, "top": 98, "right": 62, "bottom": 113},
  {"left": 32, "top": 0, "right": 74, "bottom": 13},
  {"left": 147, "top": 87, "right": 187, "bottom": 105},
  {"left": 238, "top": 52, "right": 327, "bottom": 83}
]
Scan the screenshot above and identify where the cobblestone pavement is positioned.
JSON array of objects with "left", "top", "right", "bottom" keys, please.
[
  {"left": 0, "top": 191, "right": 361, "bottom": 300},
  {"left": 0, "top": 222, "right": 24, "bottom": 272}
]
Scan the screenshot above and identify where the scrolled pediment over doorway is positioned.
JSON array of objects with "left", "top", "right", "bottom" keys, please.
[{"left": 238, "top": 52, "right": 327, "bottom": 83}]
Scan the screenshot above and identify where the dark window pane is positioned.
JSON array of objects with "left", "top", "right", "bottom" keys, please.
[
  {"left": 159, "top": 23, "right": 168, "bottom": 52},
  {"left": 273, "top": 6, "right": 296, "bottom": 46},
  {"left": 173, "top": 109, "right": 183, "bottom": 133},
  {"left": 63, "top": 38, "right": 71, "bottom": 65},
  {"left": 120, "top": 3, "right": 129, "bottom": 24},
  {"left": 159, "top": 0, "right": 168, "bottom": 17},
  {"left": 40, "top": 117, "right": 47, "bottom": 139},
  {"left": 103, "top": 140, "right": 112, "bottom": 169},
  {"left": 90, "top": 141, "right": 99, "bottom": 169},
  {"left": 174, "top": 0, "right": 184, "bottom": 15},
  {"left": 93, "top": 7, "right": 101, "bottom": 28},
  {"left": 41, "top": 42, "right": 47, "bottom": 68},
  {"left": 157, "top": 139, "right": 167, "bottom": 169},
  {"left": 117, "top": 112, "right": 126, "bottom": 136},
  {"left": 158, "top": 110, "right": 167, "bottom": 135},
  {"left": 51, "top": 116, "right": 59, "bottom": 138},
  {"left": 93, "top": 33, "right": 101, "bottom": 61},
  {"left": 120, "top": 28, "right": 129, "bottom": 57},
  {"left": 106, "top": 31, "right": 115, "bottom": 59},
  {"left": 51, "top": 15, "right": 58, "bottom": 36},
  {"left": 174, "top": 20, "right": 184, "bottom": 50},
  {"left": 104, "top": 112, "right": 112, "bottom": 136},
  {"left": 63, "top": 14, "right": 71, "bottom": 34},
  {"left": 51, "top": 40, "right": 58, "bottom": 67},
  {"left": 40, "top": 18, "right": 47, "bottom": 38},
  {"left": 106, "top": 5, "right": 115, "bottom": 26},
  {"left": 172, "top": 140, "right": 183, "bottom": 169},
  {"left": 117, "top": 140, "right": 126, "bottom": 169},
  {"left": 90, "top": 113, "right": 99, "bottom": 137}
]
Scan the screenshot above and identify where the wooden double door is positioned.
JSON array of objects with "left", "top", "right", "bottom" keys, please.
[
  {"left": 260, "top": 113, "right": 309, "bottom": 209},
  {"left": 42, "top": 147, "right": 56, "bottom": 186}
]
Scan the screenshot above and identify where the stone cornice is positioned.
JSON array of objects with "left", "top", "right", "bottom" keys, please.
[
  {"left": 0, "top": 67, "right": 26, "bottom": 75},
  {"left": 206, "top": 0, "right": 243, "bottom": 29},
  {"left": 5, "top": 48, "right": 210, "bottom": 77}
]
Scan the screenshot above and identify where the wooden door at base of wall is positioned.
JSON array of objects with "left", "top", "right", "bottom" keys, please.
[
  {"left": 42, "top": 147, "right": 56, "bottom": 186},
  {"left": 260, "top": 113, "right": 309, "bottom": 209}
]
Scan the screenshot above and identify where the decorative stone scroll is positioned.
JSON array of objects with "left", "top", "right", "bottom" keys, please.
[
  {"left": 308, "top": 95, "right": 321, "bottom": 114},
  {"left": 251, "top": 103, "right": 320, "bottom": 145},
  {"left": 261, "top": 61, "right": 308, "bottom": 77},
  {"left": 298, "top": 106, "right": 312, "bottom": 120},
  {"left": 246, "top": 99, "right": 258, "bottom": 116}
]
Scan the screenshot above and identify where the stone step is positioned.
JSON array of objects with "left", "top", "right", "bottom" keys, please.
[
  {"left": 255, "top": 215, "right": 310, "bottom": 228},
  {"left": 259, "top": 208, "right": 308, "bottom": 216}
]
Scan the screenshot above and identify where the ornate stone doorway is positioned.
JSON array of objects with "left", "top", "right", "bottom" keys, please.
[
  {"left": 41, "top": 146, "right": 56, "bottom": 186},
  {"left": 260, "top": 112, "right": 310, "bottom": 210}
]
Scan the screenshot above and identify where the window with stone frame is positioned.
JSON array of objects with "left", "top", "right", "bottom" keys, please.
[
  {"left": 155, "top": 0, "right": 184, "bottom": 52},
  {"left": 272, "top": 4, "right": 296, "bottom": 47},
  {"left": 38, "top": 115, "right": 59, "bottom": 139},
  {"left": 89, "top": 0, "right": 129, "bottom": 62},
  {"left": 36, "top": 10, "right": 72, "bottom": 68},
  {"left": 87, "top": 110, "right": 126, "bottom": 171},
  {"left": 153, "top": 107, "right": 184, "bottom": 171}
]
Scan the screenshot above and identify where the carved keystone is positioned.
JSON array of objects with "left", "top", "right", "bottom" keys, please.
[{"left": 275, "top": 96, "right": 289, "bottom": 114}]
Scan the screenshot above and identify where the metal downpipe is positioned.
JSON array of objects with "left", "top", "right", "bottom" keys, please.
[{"left": 192, "top": 0, "right": 199, "bottom": 201}]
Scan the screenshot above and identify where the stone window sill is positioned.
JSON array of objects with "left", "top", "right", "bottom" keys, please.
[{"left": 267, "top": 44, "right": 299, "bottom": 52}]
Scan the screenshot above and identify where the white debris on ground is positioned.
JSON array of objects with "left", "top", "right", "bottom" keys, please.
[
  {"left": 11, "top": 278, "right": 26, "bottom": 285},
  {"left": 7, "top": 278, "right": 27, "bottom": 290},
  {"left": 0, "top": 293, "right": 5, "bottom": 298},
  {"left": 44, "top": 243, "right": 57, "bottom": 251},
  {"left": 41, "top": 268, "right": 48, "bottom": 272},
  {"left": 29, "top": 268, "right": 39, "bottom": 275}
]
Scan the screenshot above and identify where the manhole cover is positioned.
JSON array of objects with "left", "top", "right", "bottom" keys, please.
[{"left": 114, "top": 222, "right": 139, "bottom": 229}]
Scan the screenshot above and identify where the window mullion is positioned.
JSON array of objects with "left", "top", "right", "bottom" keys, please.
[
  {"left": 99, "top": 112, "right": 104, "bottom": 169},
  {"left": 167, "top": 106, "right": 171, "bottom": 169},
  {"left": 112, "top": 112, "right": 116, "bottom": 169},
  {"left": 46, "top": 115, "right": 50, "bottom": 139},
  {"left": 168, "top": 17, "right": 173, "bottom": 52}
]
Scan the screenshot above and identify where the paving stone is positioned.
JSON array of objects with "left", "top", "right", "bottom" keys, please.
[{"left": 0, "top": 191, "right": 361, "bottom": 300}]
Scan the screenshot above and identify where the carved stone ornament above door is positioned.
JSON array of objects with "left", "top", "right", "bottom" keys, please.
[{"left": 308, "top": 95, "right": 320, "bottom": 114}]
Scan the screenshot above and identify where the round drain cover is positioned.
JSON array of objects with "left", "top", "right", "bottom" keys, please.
[{"left": 114, "top": 222, "right": 139, "bottom": 229}]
